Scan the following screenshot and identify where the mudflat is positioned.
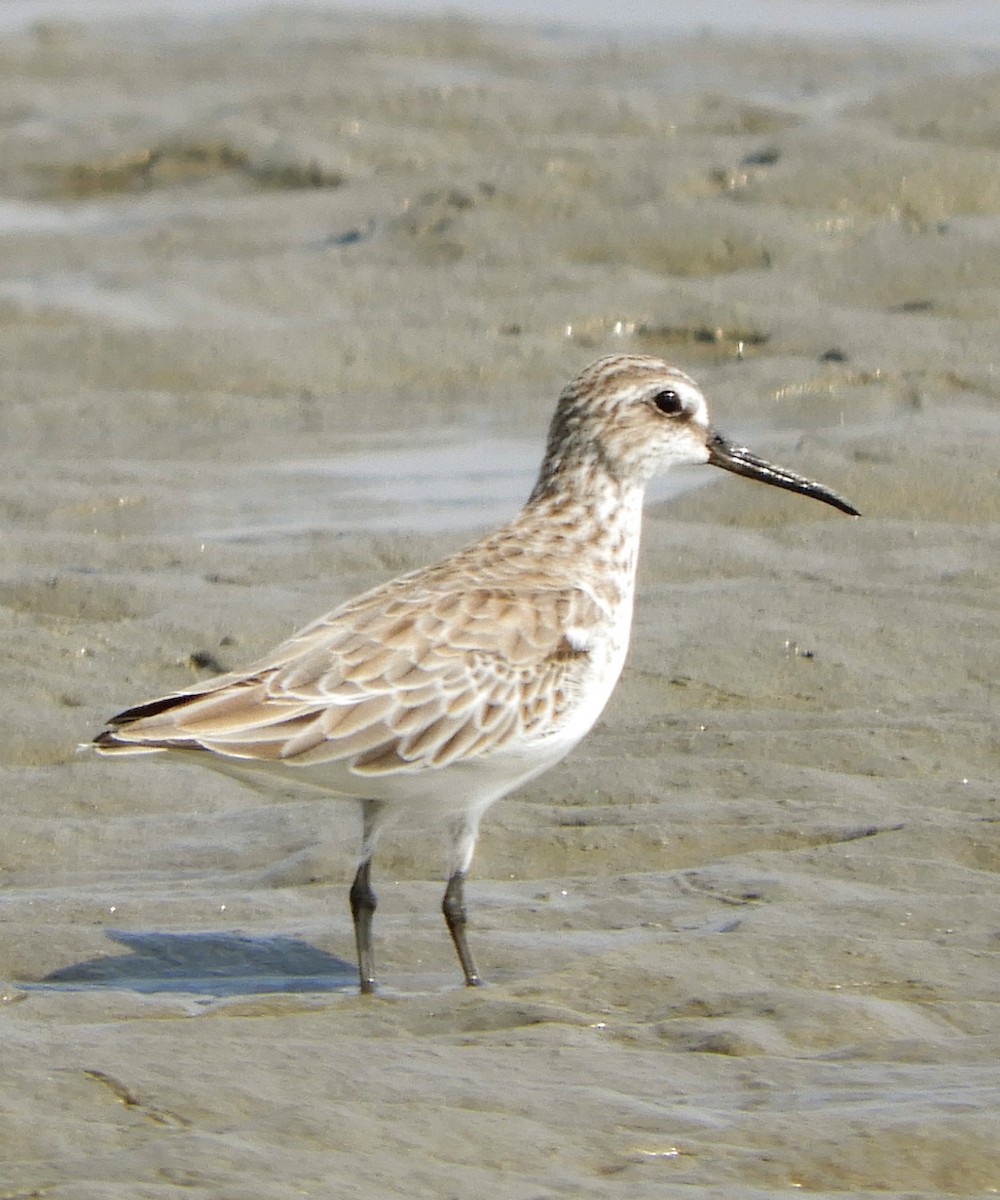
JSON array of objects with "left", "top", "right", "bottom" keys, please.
[{"left": 1, "top": 10, "right": 997, "bottom": 1198}]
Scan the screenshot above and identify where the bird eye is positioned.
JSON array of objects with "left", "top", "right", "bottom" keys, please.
[{"left": 652, "top": 388, "right": 684, "bottom": 415}]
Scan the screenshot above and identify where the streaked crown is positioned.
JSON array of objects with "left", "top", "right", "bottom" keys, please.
[{"left": 532, "top": 355, "right": 712, "bottom": 498}]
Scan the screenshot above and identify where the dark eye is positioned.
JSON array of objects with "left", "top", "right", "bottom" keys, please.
[{"left": 652, "top": 389, "right": 684, "bottom": 415}]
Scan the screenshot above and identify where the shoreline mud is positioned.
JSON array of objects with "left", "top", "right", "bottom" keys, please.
[{"left": 1, "top": 9, "right": 998, "bottom": 1197}]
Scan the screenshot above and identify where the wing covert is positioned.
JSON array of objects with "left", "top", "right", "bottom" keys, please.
[{"left": 97, "top": 585, "right": 607, "bottom": 774}]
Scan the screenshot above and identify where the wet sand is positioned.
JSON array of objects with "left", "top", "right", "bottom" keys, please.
[{"left": 1, "top": 8, "right": 999, "bottom": 1197}]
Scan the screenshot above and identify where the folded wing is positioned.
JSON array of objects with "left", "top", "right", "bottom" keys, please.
[{"left": 94, "top": 584, "right": 603, "bottom": 775}]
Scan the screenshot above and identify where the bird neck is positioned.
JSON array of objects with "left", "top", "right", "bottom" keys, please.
[{"left": 510, "top": 459, "right": 648, "bottom": 607}]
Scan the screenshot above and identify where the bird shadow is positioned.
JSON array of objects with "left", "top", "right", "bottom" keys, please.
[{"left": 32, "top": 929, "right": 358, "bottom": 996}]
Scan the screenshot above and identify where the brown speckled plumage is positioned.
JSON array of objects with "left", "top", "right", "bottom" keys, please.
[{"left": 93, "top": 354, "right": 858, "bottom": 992}]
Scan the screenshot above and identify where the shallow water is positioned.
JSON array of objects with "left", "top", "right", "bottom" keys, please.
[{"left": 8, "top": 0, "right": 1000, "bottom": 43}]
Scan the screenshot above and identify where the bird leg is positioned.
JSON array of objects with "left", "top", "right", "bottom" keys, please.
[
  {"left": 442, "top": 870, "right": 482, "bottom": 987},
  {"left": 349, "top": 858, "right": 377, "bottom": 994}
]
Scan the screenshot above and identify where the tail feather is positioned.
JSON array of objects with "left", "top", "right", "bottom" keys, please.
[{"left": 91, "top": 729, "right": 175, "bottom": 755}]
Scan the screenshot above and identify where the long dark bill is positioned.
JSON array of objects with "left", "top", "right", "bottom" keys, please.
[{"left": 707, "top": 431, "right": 860, "bottom": 516}]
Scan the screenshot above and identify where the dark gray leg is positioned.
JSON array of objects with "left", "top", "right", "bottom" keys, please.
[
  {"left": 350, "top": 800, "right": 385, "bottom": 995},
  {"left": 349, "top": 858, "right": 377, "bottom": 994},
  {"left": 442, "top": 870, "right": 483, "bottom": 987}
]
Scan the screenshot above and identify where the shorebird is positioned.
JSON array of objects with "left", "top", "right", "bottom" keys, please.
[{"left": 94, "top": 355, "right": 859, "bottom": 993}]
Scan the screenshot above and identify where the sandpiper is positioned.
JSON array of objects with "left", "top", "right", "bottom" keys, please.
[{"left": 94, "top": 355, "right": 859, "bottom": 992}]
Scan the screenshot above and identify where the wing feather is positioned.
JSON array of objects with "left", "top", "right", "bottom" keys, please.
[{"left": 96, "top": 584, "right": 608, "bottom": 775}]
